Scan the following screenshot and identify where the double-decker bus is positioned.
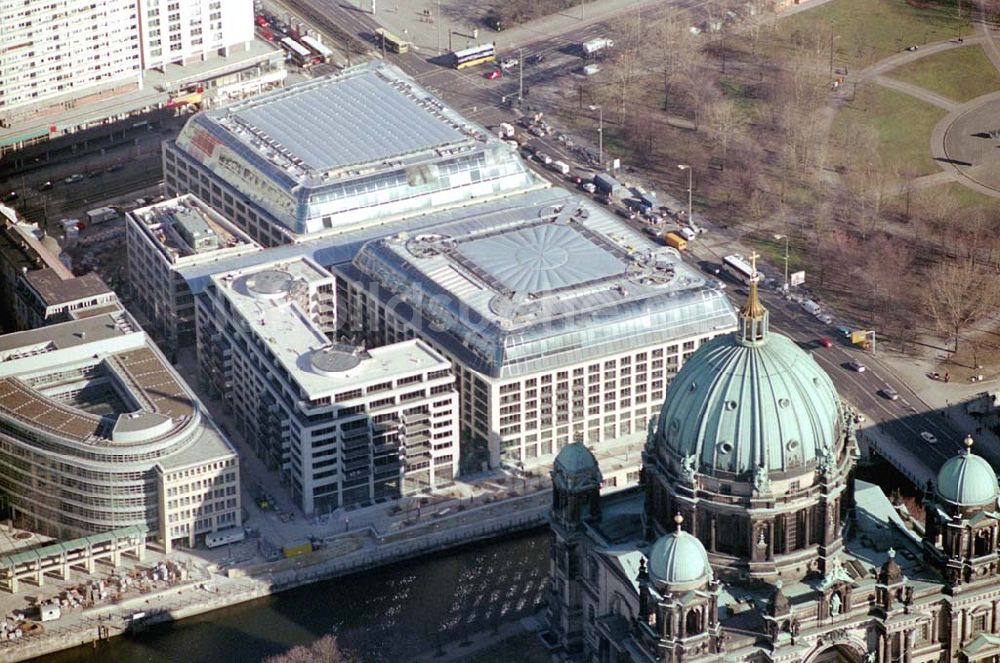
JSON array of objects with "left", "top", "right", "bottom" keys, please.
[
  {"left": 281, "top": 37, "right": 317, "bottom": 67},
  {"left": 452, "top": 43, "right": 496, "bottom": 69},
  {"left": 723, "top": 255, "right": 764, "bottom": 285},
  {"left": 300, "top": 35, "right": 334, "bottom": 63},
  {"left": 374, "top": 27, "right": 410, "bottom": 54}
]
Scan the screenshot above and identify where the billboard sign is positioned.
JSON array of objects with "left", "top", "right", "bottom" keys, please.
[{"left": 789, "top": 270, "right": 806, "bottom": 287}]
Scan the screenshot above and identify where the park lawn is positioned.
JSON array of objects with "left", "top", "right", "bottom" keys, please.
[
  {"left": 925, "top": 181, "right": 1000, "bottom": 210},
  {"left": 888, "top": 45, "right": 1000, "bottom": 102},
  {"left": 775, "top": 0, "right": 969, "bottom": 69},
  {"left": 832, "top": 86, "right": 946, "bottom": 175}
]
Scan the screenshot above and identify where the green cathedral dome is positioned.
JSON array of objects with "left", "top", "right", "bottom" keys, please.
[
  {"left": 936, "top": 435, "right": 999, "bottom": 507},
  {"left": 653, "top": 271, "right": 841, "bottom": 477}
]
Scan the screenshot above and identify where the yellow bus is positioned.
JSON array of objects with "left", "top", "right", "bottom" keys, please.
[
  {"left": 374, "top": 27, "right": 410, "bottom": 54},
  {"left": 452, "top": 43, "right": 496, "bottom": 69}
]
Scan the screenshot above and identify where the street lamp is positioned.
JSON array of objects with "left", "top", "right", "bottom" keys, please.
[
  {"left": 588, "top": 104, "right": 603, "bottom": 167},
  {"left": 774, "top": 233, "right": 790, "bottom": 292},
  {"left": 677, "top": 164, "right": 692, "bottom": 224}
]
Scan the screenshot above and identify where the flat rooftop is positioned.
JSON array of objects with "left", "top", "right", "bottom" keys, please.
[
  {"left": 23, "top": 270, "right": 112, "bottom": 306},
  {"left": 0, "top": 313, "right": 197, "bottom": 446},
  {"left": 130, "top": 194, "right": 260, "bottom": 263},
  {"left": 212, "top": 258, "right": 447, "bottom": 398}
]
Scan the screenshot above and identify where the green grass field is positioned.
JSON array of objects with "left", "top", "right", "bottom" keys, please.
[
  {"left": 777, "top": 0, "right": 970, "bottom": 68},
  {"left": 924, "top": 181, "right": 999, "bottom": 210},
  {"left": 832, "top": 85, "right": 946, "bottom": 175},
  {"left": 889, "top": 44, "right": 1000, "bottom": 102}
]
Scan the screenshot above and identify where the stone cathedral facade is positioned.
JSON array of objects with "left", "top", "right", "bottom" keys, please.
[{"left": 548, "top": 274, "right": 1000, "bottom": 663}]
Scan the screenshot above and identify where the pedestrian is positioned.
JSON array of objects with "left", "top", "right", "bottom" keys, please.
[{"left": 944, "top": 372, "right": 950, "bottom": 383}]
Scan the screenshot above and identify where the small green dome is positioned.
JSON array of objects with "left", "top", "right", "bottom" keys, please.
[
  {"left": 654, "top": 329, "right": 840, "bottom": 476},
  {"left": 936, "top": 436, "right": 999, "bottom": 506},
  {"left": 552, "top": 441, "right": 601, "bottom": 492},
  {"left": 648, "top": 516, "right": 711, "bottom": 590}
]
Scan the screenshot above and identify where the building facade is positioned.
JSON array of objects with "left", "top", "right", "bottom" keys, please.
[
  {"left": 195, "top": 257, "right": 458, "bottom": 514},
  {"left": 547, "top": 274, "right": 1000, "bottom": 663},
  {"left": 163, "top": 60, "right": 538, "bottom": 246},
  {"left": 0, "top": 311, "right": 240, "bottom": 552},
  {"left": 138, "top": 0, "right": 253, "bottom": 72},
  {"left": 335, "top": 189, "right": 737, "bottom": 470},
  {"left": 126, "top": 194, "right": 261, "bottom": 347},
  {"left": 0, "top": 0, "right": 142, "bottom": 115},
  {"left": 0, "top": 0, "right": 253, "bottom": 123}
]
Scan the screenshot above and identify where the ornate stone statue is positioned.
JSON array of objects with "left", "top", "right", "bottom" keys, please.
[
  {"left": 680, "top": 454, "right": 698, "bottom": 484},
  {"left": 830, "top": 592, "right": 842, "bottom": 617},
  {"left": 753, "top": 465, "right": 772, "bottom": 494},
  {"left": 646, "top": 417, "right": 657, "bottom": 448},
  {"left": 865, "top": 653, "right": 877, "bottom": 663}
]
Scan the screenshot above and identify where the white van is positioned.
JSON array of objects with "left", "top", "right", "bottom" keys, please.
[
  {"left": 550, "top": 160, "right": 570, "bottom": 175},
  {"left": 678, "top": 227, "right": 697, "bottom": 241}
]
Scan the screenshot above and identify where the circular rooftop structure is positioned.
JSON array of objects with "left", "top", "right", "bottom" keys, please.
[
  {"left": 648, "top": 515, "right": 712, "bottom": 591},
  {"left": 245, "top": 270, "right": 294, "bottom": 298},
  {"left": 310, "top": 344, "right": 365, "bottom": 376},
  {"left": 936, "top": 435, "right": 999, "bottom": 507}
]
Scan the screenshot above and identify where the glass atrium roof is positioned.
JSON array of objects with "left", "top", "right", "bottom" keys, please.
[{"left": 349, "top": 189, "right": 738, "bottom": 378}]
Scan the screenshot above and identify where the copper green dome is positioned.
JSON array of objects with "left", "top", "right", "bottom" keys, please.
[
  {"left": 936, "top": 435, "right": 998, "bottom": 507},
  {"left": 552, "top": 441, "right": 601, "bottom": 492},
  {"left": 647, "top": 515, "right": 712, "bottom": 590},
  {"left": 653, "top": 271, "right": 841, "bottom": 477}
]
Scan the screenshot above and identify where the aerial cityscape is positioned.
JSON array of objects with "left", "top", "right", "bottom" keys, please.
[{"left": 0, "top": 0, "right": 999, "bottom": 661}]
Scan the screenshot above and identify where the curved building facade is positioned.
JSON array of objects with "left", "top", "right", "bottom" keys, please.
[{"left": 0, "top": 310, "right": 240, "bottom": 551}]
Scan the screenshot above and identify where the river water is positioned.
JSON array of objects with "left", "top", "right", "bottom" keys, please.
[{"left": 35, "top": 529, "right": 549, "bottom": 663}]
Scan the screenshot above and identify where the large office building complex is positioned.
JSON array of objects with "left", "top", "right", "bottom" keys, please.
[
  {"left": 336, "top": 188, "right": 737, "bottom": 468},
  {"left": 196, "top": 257, "right": 458, "bottom": 514},
  {"left": 163, "top": 60, "right": 539, "bottom": 246},
  {"left": 0, "top": 310, "right": 240, "bottom": 552},
  {"left": 126, "top": 194, "right": 261, "bottom": 347}
]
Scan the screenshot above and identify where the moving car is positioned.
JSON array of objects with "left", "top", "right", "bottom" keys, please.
[
  {"left": 38, "top": 181, "right": 53, "bottom": 191},
  {"left": 485, "top": 69, "right": 502, "bottom": 80},
  {"left": 526, "top": 53, "right": 544, "bottom": 65},
  {"left": 879, "top": 386, "right": 899, "bottom": 401},
  {"left": 818, "top": 337, "right": 833, "bottom": 348},
  {"left": 64, "top": 174, "right": 84, "bottom": 184},
  {"left": 835, "top": 326, "right": 852, "bottom": 338},
  {"left": 847, "top": 361, "right": 866, "bottom": 373},
  {"left": 920, "top": 431, "right": 938, "bottom": 444},
  {"left": 500, "top": 57, "right": 519, "bottom": 70}
]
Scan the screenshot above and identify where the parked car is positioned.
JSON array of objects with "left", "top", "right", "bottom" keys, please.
[
  {"left": 847, "top": 361, "right": 866, "bottom": 373},
  {"left": 64, "top": 174, "right": 84, "bottom": 184},
  {"left": 920, "top": 431, "right": 938, "bottom": 444},
  {"left": 879, "top": 386, "right": 899, "bottom": 401},
  {"left": 818, "top": 337, "right": 833, "bottom": 348},
  {"left": 485, "top": 68, "right": 503, "bottom": 80}
]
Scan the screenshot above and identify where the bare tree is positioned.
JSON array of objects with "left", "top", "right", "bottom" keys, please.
[
  {"left": 265, "top": 635, "right": 358, "bottom": 663},
  {"left": 925, "top": 258, "right": 1000, "bottom": 354}
]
